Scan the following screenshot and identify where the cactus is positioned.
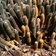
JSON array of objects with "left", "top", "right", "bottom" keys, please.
[
  {"left": 26, "top": 4, "right": 30, "bottom": 21},
  {"left": 18, "top": 6, "right": 23, "bottom": 17},
  {"left": 36, "top": 31, "right": 40, "bottom": 41},
  {"left": 45, "top": 5, "right": 50, "bottom": 17},
  {"left": 40, "top": 13, "right": 45, "bottom": 29},
  {"left": 14, "top": 29, "right": 21, "bottom": 44},
  {"left": 21, "top": 25, "right": 25, "bottom": 36},
  {"left": 9, "top": 8, "right": 17, "bottom": 19},
  {"left": 34, "top": 41, "right": 38, "bottom": 51},
  {"left": 3, "top": 21, "right": 15, "bottom": 38},
  {"left": 46, "top": 21, "right": 56, "bottom": 36},
  {"left": 23, "top": 16, "right": 28, "bottom": 25},
  {"left": 39, "top": 39, "right": 44, "bottom": 48},
  {"left": 51, "top": 3, "right": 55, "bottom": 13},
  {"left": 31, "top": 7, "right": 35, "bottom": 18},
  {"left": 50, "top": 32, "right": 55, "bottom": 49},
  {"left": 35, "top": 6, "right": 38, "bottom": 18},
  {"left": 23, "top": 7, "right": 26, "bottom": 15},
  {"left": 9, "top": 16, "right": 22, "bottom": 33},
  {"left": 1, "top": 1, "right": 6, "bottom": 9},
  {"left": 4, "top": 20, "right": 14, "bottom": 31},
  {"left": 25, "top": 25, "right": 30, "bottom": 33},
  {"left": 46, "top": 13, "right": 52, "bottom": 30},
  {"left": 41, "top": 6, "right": 44, "bottom": 14},
  {"left": 9, "top": 0, "right": 14, "bottom": 9},
  {"left": 38, "top": 3, "right": 42, "bottom": 16},
  {"left": 14, "top": 3, "right": 18, "bottom": 13},
  {"left": 31, "top": 18, "right": 36, "bottom": 38},
  {"left": 26, "top": 32, "right": 31, "bottom": 45},
  {"left": 36, "top": 18, "right": 40, "bottom": 32},
  {"left": 17, "top": 9, "right": 23, "bottom": 23},
  {"left": 0, "top": 19, "right": 10, "bottom": 41},
  {"left": 20, "top": 2, "right": 24, "bottom": 11}
]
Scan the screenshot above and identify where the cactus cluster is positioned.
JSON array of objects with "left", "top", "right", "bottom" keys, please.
[{"left": 0, "top": 0, "right": 56, "bottom": 56}]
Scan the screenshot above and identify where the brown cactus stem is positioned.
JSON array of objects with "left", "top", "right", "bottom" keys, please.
[
  {"left": 30, "top": 0, "right": 32, "bottom": 13},
  {"left": 14, "top": 29, "right": 21, "bottom": 44},
  {"left": 51, "top": 3, "right": 55, "bottom": 13},
  {"left": 20, "top": 2, "right": 24, "bottom": 11},
  {"left": 18, "top": 6, "right": 24, "bottom": 17},
  {"left": 46, "top": 13, "right": 53, "bottom": 27},
  {"left": 0, "top": 3, "right": 6, "bottom": 20},
  {"left": 50, "top": 32, "right": 55, "bottom": 49},
  {"left": 38, "top": 3, "right": 42, "bottom": 16},
  {"left": 26, "top": 4, "right": 30, "bottom": 21},
  {"left": 17, "top": 9, "right": 23, "bottom": 23},
  {"left": 43, "top": 42, "right": 51, "bottom": 50},
  {"left": 9, "top": 16, "right": 22, "bottom": 33},
  {"left": 40, "top": 13, "right": 45, "bottom": 29},
  {"left": 9, "top": 0, "right": 14, "bottom": 9},
  {"left": 3, "top": 9, "right": 8, "bottom": 17},
  {"left": 41, "top": 6, "right": 44, "bottom": 14},
  {"left": 1, "top": 1, "right": 6, "bottom": 9},
  {"left": 46, "top": 21, "right": 56, "bottom": 36},
  {"left": 23, "top": 16, "right": 28, "bottom": 25},
  {"left": 31, "top": 18, "right": 36, "bottom": 38},
  {"left": 3, "top": 21, "right": 15, "bottom": 38},
  {"left": 36, "top": 23, "right": 40, "bottom": 32},
  {"left": 25, "top": 25, "right": 30, "bottom": 33},
  {"left": 34, "top": 41, "right": 38, "bottom": 51},
  {"left": 45, "top": 5, "right": 50, "bottom": 16},
  {"left": 0, "top": 2, "right": 3, "bottom": 14},
  {"left": 14, "top": 3, "right": 18, "bottom": 13},
  {"left": 39, "top": 39, "right": 44, "bottom": 48},
  {"left": 35, "top": 6, "right": 38, "bottom": 18},
  {"left": 23, "top": 7, "right": 26, "bottom": 15},
  {"left": 5, "top": 20, "right": 14, "bottom": 31},
  {"left": 9, "top": 8, "right": 18, "bottom": 19},
  {"left": 36, "top": 18, "right": 40, "bottom": 32},
  {"left": 7, "top": 4, "right": 17, "bottom": 18},
  {"left": 36, "top": 18, "right": 40, "bottom": 24},
  {"left": 46, "top": 17, "right": 52, "bottom": 30},
  {"left": 21, "top": 25, "right": 25, "bottom": 36},
  {"left": 0, "top": 19, "right": 10, "bottom": 41},
  {"left": 36, "top": 31, "right": 40, "bottom": 41},
  {"left": 26, "top": 32, "right": 31, "bottom": 45},
  {"left": 31, "top": 7, "right": 35, "bottom": 18}
]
